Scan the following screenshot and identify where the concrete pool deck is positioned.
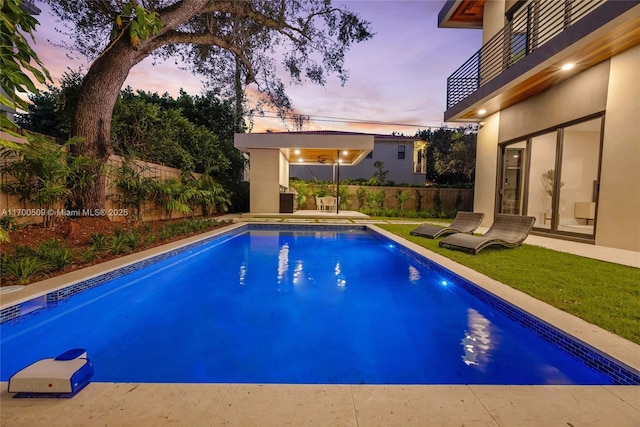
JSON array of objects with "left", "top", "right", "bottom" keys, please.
[{"left": 1, "top": 219, "right": 639, "bottom": 426}]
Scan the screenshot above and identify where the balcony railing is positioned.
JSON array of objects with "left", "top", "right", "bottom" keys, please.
[{"left": 446, "top": 0, "right": 606, "bottom": 110}]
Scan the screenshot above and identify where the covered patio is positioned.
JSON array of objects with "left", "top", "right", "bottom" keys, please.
[{"left": 234, "top": 131, "right": 374, "bottom": 215}]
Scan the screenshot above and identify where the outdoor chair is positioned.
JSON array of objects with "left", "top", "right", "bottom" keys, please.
[
  {"left": 438, "top": 214, "right": 536, "bottom": 255},
  {"left": 320, "top": 196, "right": 336, "bottom": 212},
  {"left": 410, "top": 211, "right": 484, "bottom": 239}
]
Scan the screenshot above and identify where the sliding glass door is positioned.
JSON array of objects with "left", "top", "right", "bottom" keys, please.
[
  {"left": 497, "top": 115, "right": 603, "bottom": 240},
  {"left": 556, "top": 117, "right": 602, "bottom": 236}
]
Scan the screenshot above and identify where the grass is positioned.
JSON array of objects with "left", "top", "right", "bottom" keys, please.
[{"left": 377, "top": 223, "right": 640, "bottom": 346}]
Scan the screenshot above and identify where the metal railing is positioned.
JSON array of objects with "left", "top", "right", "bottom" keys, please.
[{"left": 446, "top": 0, "right": 606, "bottom": 110}]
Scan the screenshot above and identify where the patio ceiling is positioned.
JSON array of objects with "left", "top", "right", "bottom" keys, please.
[{"left": 282, "top": 147, "right": 364, "bottom": 166}]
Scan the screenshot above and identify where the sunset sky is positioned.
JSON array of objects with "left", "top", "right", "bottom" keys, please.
[{"left": 30, "top": 1, "right": 482, "bottom": 135}]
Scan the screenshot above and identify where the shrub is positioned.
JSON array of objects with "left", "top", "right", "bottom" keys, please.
[
  {"left": 365, "top": 189, "right": 385, "bottom": 210},
  {"left": 395, "top": 189, "right": 412, "bottom": 211},
  {"left": 1, "top": 255, "right": 49, "bottom": 283},
  {"left": 35, "top": 239, "right": 72, "bottom": 271},
  {"left": 144, "top": 234, "right": 157, "bottom": 246},
  {"left": 123, "top": 229, "right": 141, "bottom": 250},
  {"left": 158, "top": 227, "right": 171, "bottom": 241},
  {"left": 109, "top": 233, "right": 130, "bottom": 255},
  {"left": 355, "top": 187, "right": 367, "bottom": 209},
  {"left": 81, "top": 248, "right": 97, "bottom": 263},
  {"left": 90, "top": 232, "right": 107, "bottom": 251}
]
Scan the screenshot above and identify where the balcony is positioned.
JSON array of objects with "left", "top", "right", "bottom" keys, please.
[{"left": 444, "top": 0, "right": 640, "bottom": 121}]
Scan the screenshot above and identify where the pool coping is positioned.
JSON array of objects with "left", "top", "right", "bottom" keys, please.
[{"left": 2, "top": 221, "right": 639, "bottom": 380}]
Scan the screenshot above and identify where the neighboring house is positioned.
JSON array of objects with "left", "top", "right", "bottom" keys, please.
[
  {"left": 438, "top": 0, "right": 639, "bottom": 251},
  {"left": 289, "top": 131, "right": 428, "bottom": 185}
]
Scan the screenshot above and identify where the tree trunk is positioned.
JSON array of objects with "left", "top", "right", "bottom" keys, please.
[
  {"left": 234, "top": 57, "right": 244, "bottom": 132},
  {"left": 70, "top": 1, "right": 211, "bottom": 210},
  {"left": 71, "top": 40, "right": 149, "bottom": 210}
]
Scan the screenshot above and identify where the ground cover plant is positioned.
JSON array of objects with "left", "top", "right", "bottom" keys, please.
[
  {"left": 377, "top": 223, "right": 640, "bottom": 346},
  {"left": 0, "top": 216, "right": 231, "bottom": 286}
]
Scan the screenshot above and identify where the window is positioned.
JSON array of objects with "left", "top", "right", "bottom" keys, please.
[{"left": 398, "top": 145, "right": 405, "bottom": 160}]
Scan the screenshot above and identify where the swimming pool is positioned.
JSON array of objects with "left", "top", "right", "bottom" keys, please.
[{"left": 1, "top": 225, "right": 638, "bottom": 385}]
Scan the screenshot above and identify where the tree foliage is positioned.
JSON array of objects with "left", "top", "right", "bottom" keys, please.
[
  {"left": 112, "top": 87, "right": 245, "bottom": 184},
  {"left": 416, "top": 126, "right": 477, "bottom": 186},
  {"left": 0, "top": 0, "right": 51, "bottom": 112},
  {"left": 18, "top": 78, "right": 246, "bottom": 194},
  {"left": 15, "top": 68, "right": 84, "bottom": 139}
]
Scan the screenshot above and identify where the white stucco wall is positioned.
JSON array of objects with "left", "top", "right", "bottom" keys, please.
[
  {"left": 482, "top": 0, "right": 506, "bottom": 43},
  {"left": 498, "top": 61, "right": 610, "bottom": 141},
  {"left": 248, "top": 149, "right": 282, "bottom": 213},
  {"left": 474, "top": 112, "right": 501, "bottom": 227},
  {"left": 473, "top": 47, "right": 639, "bottom": 250},
  {"left": 597, "top": 44, "right": 640, "bottom": 251}
]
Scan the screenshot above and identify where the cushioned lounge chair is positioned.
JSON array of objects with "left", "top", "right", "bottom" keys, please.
[
  {"left": 438, "top": 214, "right": 536, "bottom": 254},
  {"left": 410, "top": 211, "right": 485, "bottom": 239}
]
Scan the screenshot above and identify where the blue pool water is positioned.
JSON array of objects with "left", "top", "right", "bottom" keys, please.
[{"left": 0, "top": 227, "right": 618, "bottom": 384}]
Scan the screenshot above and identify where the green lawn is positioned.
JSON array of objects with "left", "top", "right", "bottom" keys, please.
[{"left": 376, "top": 223, "right": 640, "bottom": 346}]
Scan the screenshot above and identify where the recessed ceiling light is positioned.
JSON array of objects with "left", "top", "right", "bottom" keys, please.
[
  {"left": 297, "top": 158, "right": 303, "bottom": 162},
  {"left": 294, "top": 149, "right": 300, "bottom": 155},
  {"left": 342, "top": 150, "right": 348, "bottom": 155},
  {"left": 478, "top": 109, "right": 487, "bottom": 115},
  {"left": 561, "top": 63, "right": 575, "bottom": 71}
]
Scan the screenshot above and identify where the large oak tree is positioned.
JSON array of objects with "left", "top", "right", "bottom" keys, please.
[{"left": 44, "top": 0, "right": 373, "bottom": 209}]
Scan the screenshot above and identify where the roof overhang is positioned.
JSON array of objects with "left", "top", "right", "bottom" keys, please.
[
  {"left": 438, "top": 0, "right": 486, "bottom": 29},
  {"left": 234, "top": 132, "right": 375, "bottom": 166}
]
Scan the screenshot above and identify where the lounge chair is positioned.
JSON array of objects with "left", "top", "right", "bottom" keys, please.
[
  {"left": 410, "top": 211, "right": 485, "bottom": 239},
  {"left": 438, "top": 214, "right": 536, "bottom": 254}
]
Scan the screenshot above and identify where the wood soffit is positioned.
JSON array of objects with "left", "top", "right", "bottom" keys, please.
[{"left": 450, "top": 0, "right": 486, "bottom": 27}]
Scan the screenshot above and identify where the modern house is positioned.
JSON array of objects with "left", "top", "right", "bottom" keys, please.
[{"left": 438, "top": 0, "right": 640, "bottom": 251}]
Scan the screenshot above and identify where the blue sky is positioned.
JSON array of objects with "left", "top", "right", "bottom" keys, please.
[{"left": 31, "top": 0, "right": 481, "bottom": 134}]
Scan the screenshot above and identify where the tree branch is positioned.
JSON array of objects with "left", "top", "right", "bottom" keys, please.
[
  {"left": 201, "top": 0, "right": 307, "bottom": 44},
  {"left": 153, "top": 30, "right": 256, "bottom": 83}
]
